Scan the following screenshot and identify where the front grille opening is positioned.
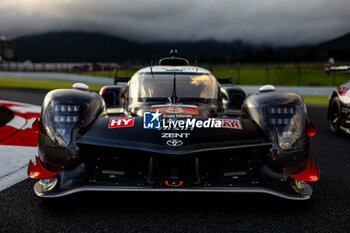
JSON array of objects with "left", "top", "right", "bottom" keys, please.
[{"left": 80, "top": 145, "right": 269, "bottom": 187}]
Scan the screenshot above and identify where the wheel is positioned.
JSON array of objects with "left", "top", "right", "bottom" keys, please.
[{"left": 329, "top": 97, "right": 342, "bottom": 134}]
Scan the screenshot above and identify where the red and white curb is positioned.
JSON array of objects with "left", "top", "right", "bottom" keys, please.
[{"left": 0, "top": 100, "right": 41, "bottom": 192}]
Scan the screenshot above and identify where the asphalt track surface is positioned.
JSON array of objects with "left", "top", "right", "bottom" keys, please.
[{"left": 0, "top": 87, "right": 349, "bottom": 233}]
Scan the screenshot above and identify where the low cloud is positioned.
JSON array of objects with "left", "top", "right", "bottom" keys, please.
[{"left": 0, "top": 0, "right": 350, "bottom": 45}]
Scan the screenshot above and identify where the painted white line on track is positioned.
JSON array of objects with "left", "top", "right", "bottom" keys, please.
[{"left": 0, "top": 145, "right": 37, "bottom": 191}]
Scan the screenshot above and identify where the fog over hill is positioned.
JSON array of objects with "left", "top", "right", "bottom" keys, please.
[{"left": 12, "top": 31, "right": 350, "bottom": 62}]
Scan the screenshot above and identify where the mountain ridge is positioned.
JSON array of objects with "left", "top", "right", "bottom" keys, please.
[{"left": 12, "top": 31, "right": 350, "bottom": 62}]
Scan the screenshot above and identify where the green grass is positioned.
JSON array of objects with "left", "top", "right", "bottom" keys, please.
[
  {"left": 302, "top": 95, "right": 329, "bottom": 106},
  {"left": 0, "top": 77, "right": 103, "bottom": 92},
  {"left": 0, "top": 76, "right": 329, "bottom": 106},
  {"left": 209, "top": 66, "right": 350, "bottom": 86}
]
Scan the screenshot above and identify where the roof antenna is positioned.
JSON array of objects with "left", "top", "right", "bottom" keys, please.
[
  {"left": 171, "top": 71, "right": 178, "bottom": 104},
  {"left": 148, "top": 56, "right": 155, "bottom": 80},
  {"left": 170, "top": 49, "right": 178, "bottom": 57}
]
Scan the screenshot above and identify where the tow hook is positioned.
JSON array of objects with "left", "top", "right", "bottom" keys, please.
[
  {"left": 165, "top": 167, "right": 183, "bottom": 187},
  {"left": 165, "top": 180, "right": 183, "bottom": 187}
]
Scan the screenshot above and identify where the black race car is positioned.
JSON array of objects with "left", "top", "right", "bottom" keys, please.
[
  {"left": 326, "top": 65, "right": 350, "bottom": 134},
  {"left": 28, "top": 51, "right": 320, "bottom": 200}
]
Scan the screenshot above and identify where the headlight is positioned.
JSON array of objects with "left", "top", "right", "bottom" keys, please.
[
  {"left": 43, "top": 100, "right": 83, "bottom": 147},
  {"left": 266, "top": 104, "right": 306, "bottom": 150},
  {"left": 339, "top": 89, "right": 350, "bottom": 105},
  {"left": 339, "top": 96, "right": 350, "bottom": 105}
]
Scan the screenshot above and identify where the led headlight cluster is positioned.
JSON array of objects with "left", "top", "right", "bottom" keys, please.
[
  {"left": 53, "top": 104, "right": 80, "bottom": 123},
  {"left": 266, "top": 105, "right": 305, "bottom": 150},
  {"left": 43, "top": 100, "right": 83, "bottom": 147},
  {"left": 269, "top": 107, "right": 294, "bottom": 125}
]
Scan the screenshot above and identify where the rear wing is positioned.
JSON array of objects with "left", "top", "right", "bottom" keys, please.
[
  {"left": 325, "top": 65, "right": 350, "bottom": 74},
  {"left": 113, "top": 77, "right": 130, "bottom": 84}
]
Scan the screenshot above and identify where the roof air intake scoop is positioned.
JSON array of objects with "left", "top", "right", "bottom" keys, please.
[
  {"left": 73, "top": 83, "right": 90, "bottom": 91},
  {"left": 259, "top": 85, "right": 276, "bottom": 93},
  {"left": 159, "top": 49, "right": 189, "bottom": 66}
]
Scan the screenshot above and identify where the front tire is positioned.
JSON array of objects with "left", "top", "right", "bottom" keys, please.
[{"left": 329, "top": 97, "right": 342, "bottom": 134}]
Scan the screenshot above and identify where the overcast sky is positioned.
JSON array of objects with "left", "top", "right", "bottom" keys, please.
[{"left": 0, "top": 0, "right": 349, "bottom": 46}]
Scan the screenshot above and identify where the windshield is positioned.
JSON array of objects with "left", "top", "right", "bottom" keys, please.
[{"left": 128, "top": 72, "right": 218, "bottom": 100}]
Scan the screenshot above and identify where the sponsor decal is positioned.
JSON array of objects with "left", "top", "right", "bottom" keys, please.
[
  {"left": 154, "top": 67, "right": 197, "bottom": 72},
  {"left": 161, "top": 133, "right": 190, "bottom": 138},
  {"left": 142, "top": 109, "right": 243, "bottom": 131},
  {"left": 143, "top": 111, "right": 162, "bottom": 129},
  {"left": 162, "top": 118, "right": 221, "bottom": 130},
  {"left": 166, "top": 139, "right": 183, "bottom": 147},
  {"left": 217, "top": 119, "right": 243, "bottom": 130},
  {"left": 109, "top": 117, "right": 135, "bottom": 128},
  {"left": 161, "top": 118, "right": 243, "bottom": 131},
  {"left": 151, "top": 106, "right": 199, "bottom": 115}
]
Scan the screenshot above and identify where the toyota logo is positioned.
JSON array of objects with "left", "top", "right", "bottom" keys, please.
[{"left": 166, "top": 139, "right": 183, "bottom": 147}]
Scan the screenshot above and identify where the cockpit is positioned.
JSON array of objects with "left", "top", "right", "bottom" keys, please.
[{"left": 127, "top": 71, "right": 219, "bottom": 104}]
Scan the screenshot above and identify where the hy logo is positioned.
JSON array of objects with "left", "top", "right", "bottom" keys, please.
[{"left": 143, "top": 110, "right": 162, "bottom": 129}]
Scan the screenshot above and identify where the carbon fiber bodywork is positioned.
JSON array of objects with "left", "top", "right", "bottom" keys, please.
[{"left": 29, "top": 61, "right": 319, "bottom": 199}]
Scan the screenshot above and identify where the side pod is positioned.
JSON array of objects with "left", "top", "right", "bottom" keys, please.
[{"left": 27, "top": 156, "right": 57, "bottom": 179}]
